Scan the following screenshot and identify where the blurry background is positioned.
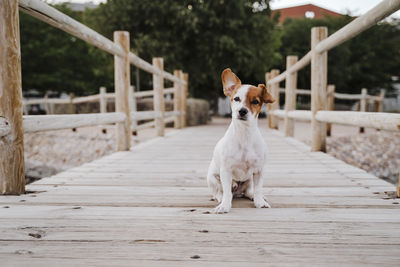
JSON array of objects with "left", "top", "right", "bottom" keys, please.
[{"left": 20, "top": 0, "right": 400, "bottom": 113}]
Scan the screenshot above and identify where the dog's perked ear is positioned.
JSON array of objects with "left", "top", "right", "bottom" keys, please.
[
  {"left": 258, "top": 84, "right": 275, "bottom": 104},
  {"left": 222, "top": 68, "right": 241, "bottom": 97}
]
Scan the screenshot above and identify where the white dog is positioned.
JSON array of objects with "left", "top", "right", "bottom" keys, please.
[{"left": 207, "top": 68, "right": 275, "bottom": 213}]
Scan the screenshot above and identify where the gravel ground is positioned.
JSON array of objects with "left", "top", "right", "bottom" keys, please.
[{"left": 327, "top": 131, "right": 400, "bottom": 184}]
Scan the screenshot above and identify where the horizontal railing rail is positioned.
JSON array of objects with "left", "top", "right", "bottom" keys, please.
[
  {"left": 278, "top": 88, "right": 385, "bottom": 102},
  {"left": 23, "top": 113, "right": 126, "bottom": 133}
]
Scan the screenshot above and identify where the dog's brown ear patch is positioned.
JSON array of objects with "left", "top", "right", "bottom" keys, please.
[
  {"left": 258, "top": 84, "right": 275, "bottom": 103},
  {"left": 222, "top": 68, "right": 241, "bottom": 97}
]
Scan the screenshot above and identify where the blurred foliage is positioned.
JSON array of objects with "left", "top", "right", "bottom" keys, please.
[
  {"left": 19, "top": 5, "right": 107, "bottom": 95},
  {"left": 19, "top": 1, "right": 400, "bottom": 103},
  {"left": 83, "top": 0, "right": 280, "bottom": 105}
]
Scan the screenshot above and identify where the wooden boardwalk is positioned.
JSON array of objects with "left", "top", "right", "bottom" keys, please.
[{"left": 1, "top": 118, "right": 399, "bottom": 266}]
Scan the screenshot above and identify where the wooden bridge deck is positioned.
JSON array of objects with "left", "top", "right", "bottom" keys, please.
[{"left": 1, "top": 118, "right": 399, "bottom": 266}]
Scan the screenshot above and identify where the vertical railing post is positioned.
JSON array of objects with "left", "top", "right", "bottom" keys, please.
[
  {"left": 326, "top": 84, "right": 335, "bottom": 136},
  {"left": 178, "top": 70, "right": 185, "bottom": 128},
  {"left": 183, "top": 73, "right": 189, "bottom": 127},
  {"left": 377, "top": 89, "right": 385, "bottom": 112},
  {"left": 0, "top": 0, "right": 25, "bottom": 194},
  {"left": 69, "top": 93, "right": 75, "bottom": 114},
  {"left": 269, "top": 69, "right": 280, "bottom": 129},
  {"left": 128, "top": 85, "right": 137, "bottom": 134},
  {"left": 173, "top": 70, "right": 181, "bottom": 129},
  {"left": 99, "top": 86, "right": 107, "bottom": 114},
  {"left": 44, "top": 92, "right": 50, "bottom": 114},
  {"left": 23, "top": 98, "right": 28, "bottom": 115},
  {"left": 99, "top": 86, "right": 107, "bottom": 134},
  {"left": 114, "top": 31, "right": 131, "bottom": 151},
  {"left": 284, "top": 55, "right": 298, "bottom": 137},
  {"left": 265, "top": 72, "right": 272, "bottom": 128},
  {"left": 311, "top": 26, "right": 328, "bottom": 152},
  {"left": 359, "top": 88, "right": 367, "bottom": 133},
  {"left": 153, "top": 57, "right": 165, "bottom": 136}
]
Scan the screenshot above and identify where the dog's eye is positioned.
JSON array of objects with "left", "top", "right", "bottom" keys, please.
[
  {"left": 251, "top": 99, "right": 259, "bottom": 105},
  {"left": 234, "top": 97, "right": 240, "bottom": 102}
]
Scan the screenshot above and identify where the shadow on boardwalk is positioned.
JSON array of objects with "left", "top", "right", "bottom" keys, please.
[{"left": 1, "top": 118, "right": 399, "bottom": 266}]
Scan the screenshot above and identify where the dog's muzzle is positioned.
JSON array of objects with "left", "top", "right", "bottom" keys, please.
[{"left": 238, "top": 108, "right": 248, "bottom": 120}]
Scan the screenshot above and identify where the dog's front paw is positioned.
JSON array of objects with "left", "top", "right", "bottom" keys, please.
[
  {"left": 214, "top": 203, "right": 231, "bottom": 213},
  {"left": 254, "top": 197, "right": 271, "bottom": 208}
]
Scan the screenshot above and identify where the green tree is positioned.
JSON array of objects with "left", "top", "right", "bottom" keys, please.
[
  {"left": 84, "top": 0, "right": 281, "bottom": 106},
  {"left": 19, "top": 4, "right": 106, "bottom": 95}
]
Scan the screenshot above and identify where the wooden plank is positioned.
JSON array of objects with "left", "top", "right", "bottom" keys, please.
[{"left": 1, "top": 240, "right": 400, "bottom": 266}]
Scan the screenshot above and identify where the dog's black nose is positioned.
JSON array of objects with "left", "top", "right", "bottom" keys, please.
[{"left": 239, "top": 108, "right": 248, "bottom": 117}]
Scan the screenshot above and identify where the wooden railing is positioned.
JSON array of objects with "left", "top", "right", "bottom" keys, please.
[
  {"left": 0, "top": 0, "right": 188, "bottom": 194},
  {"left": 266, "top": 0, "right": 400, "bottom": 151},
  {"left": 273, "top": 87, "right": 385, "bottom": 134},
  {"left": 22, "top": 84, "right": 187, "bottom": 133}
]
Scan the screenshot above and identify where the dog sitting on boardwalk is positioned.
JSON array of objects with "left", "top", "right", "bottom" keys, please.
[{"left": 207, "top": 68, "right": 275, "bottom": 213}]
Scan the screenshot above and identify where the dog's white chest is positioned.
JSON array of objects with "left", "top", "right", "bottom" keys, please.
[{"left": 226, "top": 144, "right": 264, "bottom": 182}]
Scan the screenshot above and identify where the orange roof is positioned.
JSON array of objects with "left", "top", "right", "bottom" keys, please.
[{"left": 272, "top": 4, "right": 343, "bottom": 24}]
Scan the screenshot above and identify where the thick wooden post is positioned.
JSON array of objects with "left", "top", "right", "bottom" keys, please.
[
  {"left": 284, "top": 56, "right": 298, "bottom": 137},
  {"left": 153, "top": 57, "right": 165, "bottom": 136},
  {"left": 359, "top": 88, "right": 367, "bottom": 133},
  {"left": 0, "top": 0, "right": 25, "bottom": 194},
  {"left": 173, "top": 70, "right": 181, "bottom": 129},
  {"left": 326, "top": 84, "right": 335, "bottom": 136},
  {"left": 114, "top": 31, "right": 131, "bottom": 151},
  {"left": 183, "top": 73, "right": 189, "bottom": 127},
  {"left": 128, "top": 85, "right": 138, "bottom": 134},
  {"left": 311, "top": 27, "right": 328, "bottom": 152},
  {"left": 269, "top": 69, "right": 280, "bottom": 129}
]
